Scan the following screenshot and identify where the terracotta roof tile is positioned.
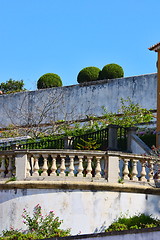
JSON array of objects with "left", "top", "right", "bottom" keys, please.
[{"left": 149, "top": 42, "right": 160, "bottom": 51}]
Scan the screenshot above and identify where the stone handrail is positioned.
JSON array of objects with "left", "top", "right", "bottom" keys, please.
[{"left": 0, "top": 150, "right": 159, "bottom": 185}]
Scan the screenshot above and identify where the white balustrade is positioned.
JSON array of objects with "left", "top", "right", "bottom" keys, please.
[
  {"left": 95, "top": 157, "right": 101, "bottom": 178},
  {"left": 123, "top": 158, "right": 130, "bottom": 180},
  {"left": 6, "top": 156, "right": 13, "bottom": 178},
  {"left": 0, "top": 154, "right": 15, "bottom": 178},
  {"left": 41, "top": 154, "right": 48, "bottom": 177},
  {"left": 50, "top": 155, "right": 57, "bottom": 176},
  {"left": 131, "top": 159, "right": 138, "bottom": 181},
  {"left": 77, "top": 156, "right": 84, "bottom": 177},
  {"left": 0, "top": 150, "right": 159, "bottom": 186},
  {"left": 32, "top": 154, "right": 40, "bottom": 177}
]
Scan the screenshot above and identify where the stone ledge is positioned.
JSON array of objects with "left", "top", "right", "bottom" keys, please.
[
  {"left": 0, "top": 181, "right": 160, "bottom": 195},
  {"left": 42, "top": 227, "right": 160, "bottom": 240}
]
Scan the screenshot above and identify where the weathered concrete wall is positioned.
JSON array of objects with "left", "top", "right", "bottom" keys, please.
[
  {"left": 0, "top": 73, "right": 157, "bottom": 128},
  {"left": 0, "top": 184, "right": 160, "bottom": 235}
]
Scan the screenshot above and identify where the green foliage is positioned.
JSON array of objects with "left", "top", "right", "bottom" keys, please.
[
  {"left": 1, "top": 204, "right": 70, "bottom": 239},
  {"left": 0, "top": 231, "right": 38, "bottom": 240},
  {"left": 5, "top": 176, "right": 16, "bottom": 184},
  {"left": 37, "top": 73, "right": 62, "bottom": 89},
  {"left": 77, "top": 66, "right": 101, "bottom": 83},
  {"left": 76, "top": 138, "right": 101, "bottom": 150},
  {"left": 106, "top": 213, "right": 160, "bottom": 232},
  {"left": 102, "top": 97, "right": 154, "bottom": 127},
  {"left": 100, "top": 63, "right": 124, "bottom": 80},
  {"left": 0, "top": 79, "right": 25, "bottom": 94},
  {"left": 0, "top": 98, "right": 154, "bottom": 150},
  {"left": 137, "top": 128, "right": 156, "bottom": 148},
  {"left": 0, "top": 125, "right": 22, "bottom": 138}
]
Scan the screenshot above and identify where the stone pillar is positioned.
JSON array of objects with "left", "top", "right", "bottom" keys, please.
[
  {"left": 15, "top": 151, "right": 28, "bottom": 180},
  {"left": 108, "top": 124, "right": 118, "bottom": 150},
  {"left": 126, "top": 127, "right": 137, "bottom": 153},
  {"left": 106, "top": 154, "right": 120, "bottom": 183}
]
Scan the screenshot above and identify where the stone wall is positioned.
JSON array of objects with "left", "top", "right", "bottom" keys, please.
[
  {"left": 0, "top": 73, "right": 157, "bottom": 128},
  {"left": 0, "top": 183, "right": 160, "bottom": 235}
]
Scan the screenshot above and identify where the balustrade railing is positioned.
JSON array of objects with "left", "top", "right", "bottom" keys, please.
[
  {"left": 0, "top": 151, "right": 15, "bottom": 179},
  {"left": 0, "top": 150, "right": 159, "bottom": 185},
  {"left": 117, "top": 153, "right": 159, "bottom": 183}
]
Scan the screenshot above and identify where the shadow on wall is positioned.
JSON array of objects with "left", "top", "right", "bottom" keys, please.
[
  {"left": 144, "top": 194, "right": 160, "bottom": 218},
  {"left": 94, "top": 223, "right": 106, "bottom": 233}
]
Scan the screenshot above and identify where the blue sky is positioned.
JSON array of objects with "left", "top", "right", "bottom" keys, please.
[{"left": 0, "top": 0, "right": 159, "bottom": 90}]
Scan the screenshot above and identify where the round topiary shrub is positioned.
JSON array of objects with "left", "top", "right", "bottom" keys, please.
[
  {"left": 77, "top": 66, "right": 101, "bottom": 83},
  {"left": 100, "top": 63, "right": 124, "bottom": 80},
  {"left": 37, "top": 73, "right": 62, "bottom": 89}
]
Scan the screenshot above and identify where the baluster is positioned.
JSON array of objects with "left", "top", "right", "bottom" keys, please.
[
  {"left": 68, "top": 156, "right": 74, "bottom": 177},
  {"left": 131, "top": 159, "right": 138, "bottom": 181},
  {"left": 32, "top": 154, "right": 40, "bottom": 177},
  {"left": 123, "top": 158, "right": 129, "bottom": 180},
  {"left": 156, "top": 160, "right": 160, "bottom": 180},
  {"left": 77, "top": 156, "right": 84, "bottom": 177},
  {"left": 59, "top": 156, "right": 66, "bottom": 176},
  {"left": 41, "top": 154, "right": 48, "bottom": 176},
  {"left": 26, "top": 157, "right": 31, "bottom": 177},
  {"left": 6, "top": 156, "right": 13, "bottom": 178},
  {"left": 95, "top": 157, "right": 102, "bottom": 178},
  {"left": 0, "top": 156, "right": 6, "bottom": 178},
  {"left": 148, "top": 159, "right": 154, "bottom": 182},
  {"left": 140, "top": 160, "right": 147, "bottom": 182},
  {"left": 50, "top": 155, "right": 57, "bottom": 176},
  {"left": 86, "top": 157, "right": 92, "bottom": 177}
]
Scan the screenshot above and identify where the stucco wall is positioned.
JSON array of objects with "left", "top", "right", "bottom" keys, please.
[
  {"left": 0, "top": 73, "right": 157, "bottom": 128},
  {"left": 0, "top": 184, "right": 160, "bottom": 235}
]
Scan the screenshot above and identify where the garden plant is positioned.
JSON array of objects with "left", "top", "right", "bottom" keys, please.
[
  {"left": 37, "top": 73, "right": 62, "bottom": 89},
  {"left": 77, "top": 66, "right": 101, "bottom": 83},
  {"left": 0, "top": 204, "right": 70, "bottom": 239},
  {"left": 99, "top": 63, "right": 124, "bottom": 80},
  {"left": 106, "top": 213, "right": 160, "bottom": 232}
]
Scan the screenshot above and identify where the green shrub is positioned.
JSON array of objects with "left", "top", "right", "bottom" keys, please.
[
  {"left": 137, "top": 128, "right": 156, "bottom": 148},
  {"left": 77, "top": 66, "right": 101, "bottom": 83},
  {"left": 37, "top": 73, "right": 62, "bottom": 89},
  {"left": 1, "top": 204, "right": 70, "bottom": 239},
  {"left": 106, "top": 213, "right": 160, "bottom": 232},
  {"left": 0, "top": 79, "right": 26, "bottom": 94},
  {"left": 100, "top": 63, "right": 124, "bottom": 80}
]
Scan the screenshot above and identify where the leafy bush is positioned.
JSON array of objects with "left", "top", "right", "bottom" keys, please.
[
  {"left": 37, "top": 73, "right": 62, "bottom": 89},
  {"left": 0, "top": 79, "right": 26, "bottom": 94},
  {"left": 106, "top": 213, "right": 160, "bottom": 232},
  {"left": 102, "top": 97, "right": 154, "bottom": 127},
  {"left": 77, "top": 66, "right": 101, "bottom": 83},
  {"left": 99, "top": 63, "right": 124, "bottom": 80},
  {"left": 137, "top": 128, "right": 156, "bottom": 148},
  {"left": 1, "top": 204, "right": 70, "bottom": 239}
]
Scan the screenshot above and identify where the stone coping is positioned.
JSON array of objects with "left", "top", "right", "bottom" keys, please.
[
  {"left": 0, "top": 181, "right": 160, "bottom": 195},
  {"left": 39, "top": 226, "right": 160, "bottom": 239}
]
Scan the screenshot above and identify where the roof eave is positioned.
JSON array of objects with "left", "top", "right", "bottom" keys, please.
[{"left": 149, "top": 42, "right": 160, "bottom": 52}]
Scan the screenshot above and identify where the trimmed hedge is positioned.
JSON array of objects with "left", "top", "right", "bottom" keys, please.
[
  {"left": 77, "top": 66, "right": 101, "bottom": 83},
  {"left": 37, "top": 73, "right": 62, "bottom": 89},
  {"left": 100, "top": 63, "right": 124, "bottom": 80}
]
